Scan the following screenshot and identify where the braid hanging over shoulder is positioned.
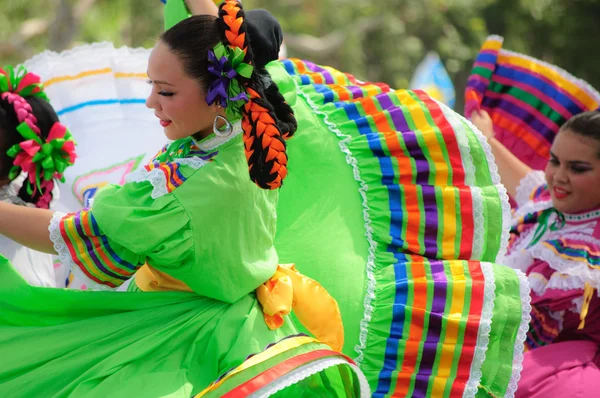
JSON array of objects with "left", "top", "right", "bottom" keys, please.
[
  {"left": 262, "top": 78, "right": 297, "bottom": 140},
  {"left": 217, "top": 0, "right": 291, "bottom": 190}
]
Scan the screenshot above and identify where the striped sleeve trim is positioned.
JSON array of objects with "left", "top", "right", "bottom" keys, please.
[{"left": 49, "top": 210, "right": 143, "bottom": 290}]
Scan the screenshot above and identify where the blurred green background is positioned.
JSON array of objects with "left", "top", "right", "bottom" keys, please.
[{"left": 2, "top": 0, "right": 599, "bottom": 110}]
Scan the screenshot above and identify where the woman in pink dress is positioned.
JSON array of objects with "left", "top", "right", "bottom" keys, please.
[{"left": 473, "top": 109, "right": 600, "bottom": 397}]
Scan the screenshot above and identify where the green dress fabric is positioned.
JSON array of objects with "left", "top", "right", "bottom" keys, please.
[
  {"left": 82, "top": 133, "right": 279, "bottom": 303},
  {"left": 0, "top": 60, "right": 529, "bottom": 397},
  {"left": 267, "top": 59, "right": 530, "bottom": 397},
  {"left": 0, "top": 130, "right": 369, "bottom": 397},
  {"left": 0, "top": 3, "right": 529, "bottom": 395}
]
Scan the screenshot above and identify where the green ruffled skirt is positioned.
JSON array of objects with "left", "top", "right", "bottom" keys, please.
[
  {"left": 0, "top": 263, "right": 367, "bottom": 397},
  {"left": 271, "top": 59, "right": 529, "bottom": 398}
]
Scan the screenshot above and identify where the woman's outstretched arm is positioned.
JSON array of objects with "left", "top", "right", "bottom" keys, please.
[{"left": 0, "top": 202, "right": 56, "bottom": 254}]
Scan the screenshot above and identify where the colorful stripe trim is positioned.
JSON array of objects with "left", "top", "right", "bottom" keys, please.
[
  {"left": 43, "top": 68, "right": 147, "bottom": 87},
  {"left": 530, "top": 184, "right": 549, "bottom": 203},
  {"left": 144, "top": 161, "right": 187, "bottom": 194},
  {"left": 283, "top": 58, "right": 514, "bottom": 397},
  {"left": 195, "top": 335, "right": 325, "bottom": 397},
  {"left": 59, "top": 210, "right": 143, "bottom": 288},
  {"left": 126, "top": 140, "right": 215, "bottom": 199},
  {"left": 56, "top": 98, "right": 146, "bottom": 116},
  {"left": 465, "top": 35, "right": 600, "bottom": 170},
  {"left": 152, "top": 144, "right": 169, "bottom": 161},
  {"left": 542, "top": 239, "right": 600, "bottom": 268},
  {"left": 222, "top": 350, "right": 351, "bottom": 397},
  {"left": 207, "top": 335, "right": 317, "bottom": 390},
  {"left": 524, "top": 306, "right": 559, "bottom": 350},
  {"left": 180, "top": 143, "right": 219, "bottom": 161}
]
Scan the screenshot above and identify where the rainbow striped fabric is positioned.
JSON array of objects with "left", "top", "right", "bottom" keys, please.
[
  {"left": 281, "top": 58, "right": 528, "bottom": 397},
  {"left": 59, "top": 210, "right": 144, "bottom": 288},
  {"left": 194, "top": 334, "right": 365, "bottom": 397},
  {"left": 141, "top": 142, "right": 218, "bottom": 196},
  {"left": 464, "top": 35, "right": 600, "bottom": 170},
  {"left": 526, "top": 304, "right": 560, "bottom": 350},
  {"left": 143, "top": 162, "right": 187, "bottom": 194}
]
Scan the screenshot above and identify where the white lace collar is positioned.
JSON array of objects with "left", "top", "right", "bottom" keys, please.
[{"left": 193, "top": 121, "right": 243, "bottom": 152}]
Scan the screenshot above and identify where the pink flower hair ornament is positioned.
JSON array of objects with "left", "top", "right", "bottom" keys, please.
[{"left": 1, "top": 65, "right": 77, "bottom": 208}]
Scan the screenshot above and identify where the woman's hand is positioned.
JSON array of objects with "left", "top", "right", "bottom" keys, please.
[
  {"left": 471, "top": 109, "right": 495, "bottom": 140},
  {"left": 469, "top": 108, "right": 533, "bottom": 197},
  {"left": 184, "top": 0, "right": 219, "bottom": 16}
]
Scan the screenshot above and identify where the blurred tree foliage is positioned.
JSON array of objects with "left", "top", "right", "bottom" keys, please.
[{"left": 2, "top": 0, "right": 599, "bottom": 110}]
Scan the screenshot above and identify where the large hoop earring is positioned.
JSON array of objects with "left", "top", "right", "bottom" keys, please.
[{"left": 213, "top": 114, "right": 233, "bottom": 137}]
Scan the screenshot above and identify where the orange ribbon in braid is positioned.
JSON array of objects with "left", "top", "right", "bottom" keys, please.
[
  {"left": 242, "top": 87, "right": 288, "bottom": 189},
  {"left": 220, "top": 1, "right": 248, "bottom": 54},
  {"left": 218, "top": 0, "right": 290, "bottom": 189}
]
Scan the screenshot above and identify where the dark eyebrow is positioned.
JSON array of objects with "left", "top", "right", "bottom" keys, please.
[
  {"left": 550, "top": 151, "right": 592, "bottom": 166},
  {"left": 149, "top": 79, "right": 174, "bottom": 86},
  {"left": 569, "top": 161, "right": 592, "bottom": 167},
  {"left": 146, "top": 72, "right": 174, "bottom": 86}
]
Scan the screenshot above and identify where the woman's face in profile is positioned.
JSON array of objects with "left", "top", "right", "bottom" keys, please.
[{"left": 145, "top": 41, "right": 217, "bottom": 141}]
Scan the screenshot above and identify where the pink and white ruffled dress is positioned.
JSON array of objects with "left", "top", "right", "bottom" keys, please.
[{"left": 505, "top": 171, "right": 600, "bottom": 398}]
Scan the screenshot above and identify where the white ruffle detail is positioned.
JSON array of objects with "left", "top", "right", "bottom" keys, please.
[
  {"left": 528, "top": 243, "right": 600, "bottom": 293},
  {"left": 507, "top": 210, "right": 600, "bottom": 295},
  {"left": 520, "top": 224, "right": 597, "bottom": 246},
  {"left": 439, "top": 102, "right": 512, "bottom": 262},
  {"left": 515, "top": 171, "right": 547, "bottom": 208},
  {"left": 463, "top": 115, "right": 512, "bottom": 263},
  {"left": 49, "top": 211, "right": 70, "bottom": 270},
  {"left": 195, "top": 121, "right": 243, "bottom": 151},
  {"left": 48, "top": 211, "right": 113, "bottom": 291},
  {"left": 292, "top": 79, "right": 378, "bottom": 367},
  {"left": 555, "top": 233, "right": 600, "bottom": 246},
  {"left": 125, "top": 157, "right": 209, "bottom": 199},
  {"left": 505, "top": 268, "right": 532, "bottom": 398},
  {"left": 438, "top": 101, "right": 476, "bottom": 187},
  {"left": 504, "top": 220, "right": 538, "bottom": 272},
  {"left": 250, "top": 359, "right": 371, "bottom": 397},
  {"left": 504, "top": 248, "right": 535, "bottom": 273},
  {"left": 471, "top": 187, "right": 486, "bottom": 260},
  {"left": 23, "top": 42, "right": 151, "bottom": 76},
  {"left": 463, "top": 261, "right": 496, "bottom": 398},
  {"left": 527, "top": 272, "right": 549, "bottom": 295},
  {"left": 546, "top": 273, "right": 587, "bottom": 296},
  {"left": 494, "top": 181, "right": 513, "bottom": 263},
  {"left": 530, "top": 269, "right": 596, "bottom": 308},
  {"left": 512, "top": 200, "right": 553, "bottom": 224},
  {"left": 572, "top": 296, "right": 584, "bottom": 314}
]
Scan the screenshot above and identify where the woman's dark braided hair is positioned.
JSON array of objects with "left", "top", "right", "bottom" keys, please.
[{"left": 160, "top": 1, "right": 296, "bottom": 189}]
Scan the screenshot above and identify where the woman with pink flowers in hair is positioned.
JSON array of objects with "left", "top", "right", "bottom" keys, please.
[{"left": 0, "top": 65, "right": 76, "bottom": 287}]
